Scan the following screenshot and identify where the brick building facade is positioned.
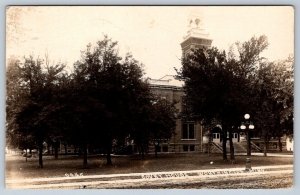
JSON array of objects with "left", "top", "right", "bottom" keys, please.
[{"left": 148, "top": 75, "right": 204, "bottom": 153}]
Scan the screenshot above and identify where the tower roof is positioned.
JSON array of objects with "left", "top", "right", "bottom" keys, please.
[
  {"left": 181, "top": 14, "right": 213, "bottom": 56},
  {"left": 183, "top": 15, "right": 212, "bottom": 42}
]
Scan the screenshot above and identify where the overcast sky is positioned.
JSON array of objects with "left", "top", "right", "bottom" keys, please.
[{"left": 6, "top": 6, "right": 294, "bottom": 78}]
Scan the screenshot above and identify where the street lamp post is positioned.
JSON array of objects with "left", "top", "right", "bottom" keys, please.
[
  {"left": 240, "top": 114, "right": 255, "bottom": 156},
  {"left": 240, "top": 114, "right": 254, "bottom": 171}
]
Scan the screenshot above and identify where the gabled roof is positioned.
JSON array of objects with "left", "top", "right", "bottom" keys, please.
[{"left": 147, "top": 75, "right": 184, "bottom": 88}]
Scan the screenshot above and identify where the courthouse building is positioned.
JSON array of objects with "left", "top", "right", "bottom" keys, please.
[{"left": 55, "top": 16, "right": 288, "bottom": 155}]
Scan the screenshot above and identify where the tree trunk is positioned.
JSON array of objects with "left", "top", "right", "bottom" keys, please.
[
  {"left": 229, "top": 130, "right": 235, "bottom": 163},
  {"left": 64, "top": 144, "right": 67, "bottom": 154},
  {"left": 38, "top": 141, "right": 43, "bottom": 168},
  {"left": 222, "top": 129, "right": 227, "bottom": 161},
  {"left": 106, "top": 141, "right": 112, "bottom": 165},
  {"left": 25, "top": 149, "right": 28, "bottom": 162},
  {"left": 263, "top": 136, "right": 268, "bottom": 157},
  {"left": 278, "top": 136, "right": 282, "bottom": 152},
  {"left": 54, "top": 143, "right": 58, "bottom": 159},
  {"left": 207, "top": 141, "right": 210, "bottom": 157},
  {"left": 208, "top": 131, "right": 212, "bottom": 156},
  {"left": 246, "top": 131, "right": 251, "bottom": 156},
  {"left": 83, "top": 144, "right": 88, "bottom": 168},
  {"left": 154, "top": 140, "right": 159, "bottom": 158},
  {"left": 141, "top": 144, "right": 145, "bottom": 160},
  {"left": 47, "top": 143, "right": 50, "bottom": 155}
]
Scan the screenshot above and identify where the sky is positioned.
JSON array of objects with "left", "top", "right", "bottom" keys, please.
[{"left": 6, "top": 6, "right": 294, "bottom": 78}]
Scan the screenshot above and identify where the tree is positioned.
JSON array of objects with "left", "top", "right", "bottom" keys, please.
[
  {"left": 252, "top": 57, "right": 293, "bottom": 155},
  {"left": 72, "top": 36, "right": 151, "bottom": 165},
  {"left": 6, "top": 60, "right": 36, "bottom": 161},
  {"left": 235, "top": 35, "right": 269, "bottom": 78},
  {"left": 149, "top": 98, "right": 177, "bottom": 158},
  {"left": 6, "top": 57, "right": 26, "bottom": 149},
  {"left": 12, "top": 56, "right": 66, "bottom": 168},
  {"left": 128, "top": 96, "right": 177, "bottom": 159},
  {"left": 177, "top": 35, "right": 269, "bottom": 161},
  {"left": 127, "top": 83, "right": 153, "bottom": 159},
  {"left": 178, "top": 47, "right": 232, "bottom": 161}
]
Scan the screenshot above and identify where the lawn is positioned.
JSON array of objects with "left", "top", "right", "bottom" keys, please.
[{"left": 5, "top": 153, "right": 293, "bottom": 180}]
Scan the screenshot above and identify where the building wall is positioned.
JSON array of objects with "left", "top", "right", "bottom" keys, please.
[
  {"left": 150, "top": 87, "right": 183, "bottom": 113},
  {"left": 168, "top": 120, "right": 203, "bottom": 153},
  {"left": 150, "top": 84, "right": 203, "bottom": 153},
  {"left": 181, "top": 37, "right": 212, "bottom": 56}
]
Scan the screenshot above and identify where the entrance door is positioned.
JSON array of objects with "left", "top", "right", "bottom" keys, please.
[
  {"left": 212, "top": 133, "right": 220, "bottom": 143},
  {"left": 232, "top": 133, "right": 239, "bottom": 142}
]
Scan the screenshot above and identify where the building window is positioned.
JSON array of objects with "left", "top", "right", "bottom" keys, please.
[
  {"left": 183, "top": 145, "right": 195, "bottom": 152},
  {"left": 183, "top": 145, "right": 189, "bottom": 151},
  {"left": 213, "top": 133, "right": 220, "bottom": 139},
  {"left": 162, "top": 145, "right": 168, "bottom": 152},
  {"left": 157, "top": 146, "right": 161, "bottom": 152},
  {"left": 226, "top": 132, "right": 239, "bottom": 139},
  {"left": 182, "top": 123, "right": 195, "bottom": 139},
  {"left": 181, "top": 96, "right": 192, "bottom": 114},
  {"left": 234, "top": 133, "right": 238, "bottom": 139},
  {"left": 190, "top": 145, "right": 195, "bottom": 151}
]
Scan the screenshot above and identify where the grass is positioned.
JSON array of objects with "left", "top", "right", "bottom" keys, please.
[{"left": 6, "top": 152, "right": 293, "bottom": 180}]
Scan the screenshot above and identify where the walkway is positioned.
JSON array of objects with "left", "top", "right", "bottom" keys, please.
[{"left": 6, "top": 164, "right": 293, "bottom": 189}]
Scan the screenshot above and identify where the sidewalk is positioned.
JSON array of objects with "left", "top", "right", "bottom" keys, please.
[
  {"left": 235, "top": 153, "right": 293, "bottom": 157},
  {"left": 6, "top": 164, "right": 293, "bottom": 189}
]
